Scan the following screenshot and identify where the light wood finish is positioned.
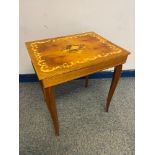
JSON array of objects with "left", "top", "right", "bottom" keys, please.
[
  {"left": 42, "top": 55, "right": 126, "bottom": 88},
  {"left": 105, "top": 65, "right": 122, "bottom": 112},
  {"left": 26, "top": 32, "right": 129, "bottom": 81},
  {"left": 25, "top": 32, "right": 130, "bottom": 136},
  {"left": 39, "top": 80, "right": 46, "bottom": 102},
  {"left": 44, "top": 86, "right": 59, "bottom": 136}
]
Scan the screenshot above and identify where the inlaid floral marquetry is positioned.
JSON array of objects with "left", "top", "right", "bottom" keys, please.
[{"left": 26, "top": 32, "right": 129, "bottom": 80}]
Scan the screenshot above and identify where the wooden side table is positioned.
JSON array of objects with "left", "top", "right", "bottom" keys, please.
[{"left": 25, "top": 32, "right": 130, "bottom": 136}]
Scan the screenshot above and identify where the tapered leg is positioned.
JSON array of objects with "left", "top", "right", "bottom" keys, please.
[
  {"left": 85, "top": 75, "right": 89, "bottom": 88},
  {"left": 105, "top": 65, "right": 122, "bottom": 112},
  {"left": 39, "top": 81, "right": 46, "bottom": 102},
  {"left": 44, "top": 86, "right": 59, "bottom": 136}
]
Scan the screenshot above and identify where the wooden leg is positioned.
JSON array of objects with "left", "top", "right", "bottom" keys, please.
[
  {"left": 85, "top": 75, "right": 89, "bottom": 88},
  {"left": 44, "top": 86, "right": 59, "bottom": 136},
  {"left": 39, "top": 81, "right": 46, "bottom": 102},
  {"left": 105, "top": 65, "right": 122, "bottom": 112}
]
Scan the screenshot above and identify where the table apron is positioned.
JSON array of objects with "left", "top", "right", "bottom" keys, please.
[{"left": 42, "top": 55, "right": 128, "bottom": 88}]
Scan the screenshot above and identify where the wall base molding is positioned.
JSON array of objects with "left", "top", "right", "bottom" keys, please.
[{"left": 19, "top": 70, "right": 135, "bottom": 82}]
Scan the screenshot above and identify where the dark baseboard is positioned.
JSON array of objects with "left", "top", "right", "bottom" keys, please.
[{"left": 19, "top": 70, "right": 135, "bottom": 82}]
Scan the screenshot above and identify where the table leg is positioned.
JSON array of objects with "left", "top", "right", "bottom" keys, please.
[
  {"left": 85, "top": 75, "right": 89, "bottom": 88},
  {"left": 44, "top": 86, "right": 59, "bottom": 136},
  {"left": 105, "top": 65, "right": 122, "bottom": 112},
  {"left": 39, "top": 81, "right": 46, "bottom": 102}
]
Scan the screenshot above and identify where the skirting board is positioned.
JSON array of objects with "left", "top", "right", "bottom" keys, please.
[{"left": 19, "top": 70, "right": 135, "bottom": 82}]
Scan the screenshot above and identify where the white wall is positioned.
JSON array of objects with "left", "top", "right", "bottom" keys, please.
[{"left": 20, "top": 0, "right": 134, "bottom": 74}]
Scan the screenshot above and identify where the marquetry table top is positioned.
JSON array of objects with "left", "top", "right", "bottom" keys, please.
[{"left": 26, "top": 32, "right": 130, "bottom": 80}]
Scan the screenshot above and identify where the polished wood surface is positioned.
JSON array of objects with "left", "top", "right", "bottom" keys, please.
[
  {"left": 39, "top": 80, "right": 46, "bottom": 102},
  {"left": 105, "top": 65, "right": 122, "bottom": 112},
  {"left": 26, "top": 32, "right": 129, "bottom": 82},
  {"left": 25, "top": 32, "right": 130, "bottom": 136},
  {"left": 42, "top": 54, "right": 126, "bottom": 88},
  {"left": 44, "top": 86, "right": 59, "bottom": 136}
]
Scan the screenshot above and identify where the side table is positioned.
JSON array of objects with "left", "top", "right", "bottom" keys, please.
[{"left": 26, "top": 32, "right": 130, "bottom": 136}]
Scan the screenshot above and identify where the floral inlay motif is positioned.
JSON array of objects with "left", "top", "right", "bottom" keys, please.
[{"left": 30, "top": 32, "right": 122, "bottom": 73}]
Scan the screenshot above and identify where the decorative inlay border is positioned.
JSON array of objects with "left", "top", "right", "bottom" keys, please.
[{"left": 30, "top": 32, "right": 122, "bottom": 73}]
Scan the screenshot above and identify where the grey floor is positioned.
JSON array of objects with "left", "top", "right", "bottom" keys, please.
[{"left": 19, "top": 78, "right": 135, "bottom": 155}]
